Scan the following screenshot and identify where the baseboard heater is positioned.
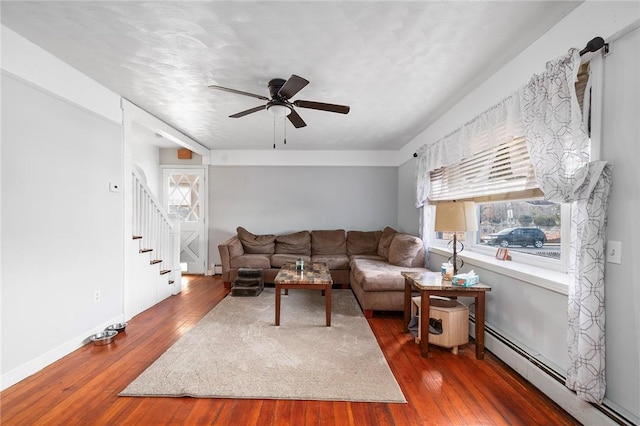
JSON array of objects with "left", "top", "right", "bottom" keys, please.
[{"left": 469, "top": 315, "right": 635, "bottom": 426}]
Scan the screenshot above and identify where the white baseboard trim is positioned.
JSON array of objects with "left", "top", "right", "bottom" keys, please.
[
  {"left": 470, "top": 318, "right": 635, "bottom": 426},
  {"left": 1, "top": 314, "right": 123, "bottom": 391}
]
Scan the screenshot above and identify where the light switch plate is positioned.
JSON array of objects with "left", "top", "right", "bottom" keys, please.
[{"left": 606, "top": 240, "right": 622, "bottom": 264}]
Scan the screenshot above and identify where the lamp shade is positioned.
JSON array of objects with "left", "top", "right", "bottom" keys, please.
[{"left": 434, "top": 201, "right": 478, "bottom": 232}]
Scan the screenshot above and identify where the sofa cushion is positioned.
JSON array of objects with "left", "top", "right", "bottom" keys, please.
[
  {"left": 311, "top": 254, "right": 350, "bottom": 270},
  {"left": 388, "top": 234, "right": 423, "bottom": 267},
  {"left": 228, "top": 238, "right": 244, "bottom": 258},
  {"left": 237, "top": 227, "right": 276, "bottom": 254},
  {"left": 377, "top": 226, "right": 397, "bottom": 258},
  {"left": 270, "top": 254, "right": 311, "bottom": 268},
  {"left": 229, "top": 254, "right": 271, "bottom": 269},
  {"left": 311, "top": 229, "right": 346, "bottom": 255},
  {"left": 275, "top": 231, "right": 311, "bottom": 255},
  {"left": 346, "top": 230, "right": 383, "bottom": 255},
  {"left": 350, "top": 258, "right": 425, "bottom": 292},
  {"left": 349, "top": 254, "right": 386, "bottom": 261}
]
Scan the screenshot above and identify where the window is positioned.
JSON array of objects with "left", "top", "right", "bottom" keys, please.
[
  {"left": 167, "top": 173, "right": 201, "bottom": 222},
  {"left": 433, "top": 199, "right": 568, "bottom": 270},
  {"left": 428, "top": 57, "right": 597, "bottom": 275},
  {"left": 473, "top": 200, "right": 566, "bottom": 266},
  {"left": 429, "top": 137, "right": 561, "bottom": 267}
]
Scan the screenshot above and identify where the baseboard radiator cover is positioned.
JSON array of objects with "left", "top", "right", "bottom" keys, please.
[{"left": 469, "top": 316, "right": 637, "bottom": 426}]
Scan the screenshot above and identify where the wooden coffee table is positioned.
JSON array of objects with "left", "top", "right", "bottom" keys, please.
[{"left": 274, "top": 262, "right": 333, "bottom": 326}]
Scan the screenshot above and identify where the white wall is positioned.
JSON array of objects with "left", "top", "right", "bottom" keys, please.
[
  {"left": 398, "top": 3, "right": 640, "bottom": 423},
  {"left": 208, "top": 166, "right": 398, "bottom": 266},
  {"left": 1, "top": 25, "right": 125, "bottom": 390},
  {"left": 159, "top": 148, "right": 204, "bottom": 166},
  {"left": 1, "top": 73, "right": 124, "bottom": 387},
  {"left": 132, "top": 138, "right": 161, "bottom": 199}
]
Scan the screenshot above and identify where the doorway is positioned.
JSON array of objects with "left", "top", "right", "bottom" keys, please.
[{"left": 163, "top": 168, "right": 208, "bottom": 274}]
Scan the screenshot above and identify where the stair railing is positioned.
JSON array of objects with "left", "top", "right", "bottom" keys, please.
[{"left": 131, "top": 169, "right": 181, "bottom": 292}]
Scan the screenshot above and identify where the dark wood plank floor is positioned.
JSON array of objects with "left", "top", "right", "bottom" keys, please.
[{"left": 0, "top": 275, "right": 579, "bottom": 425}]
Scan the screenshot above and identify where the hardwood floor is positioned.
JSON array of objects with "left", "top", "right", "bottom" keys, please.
[{"left": 0, "top": 275, "right": 579, "bottom": 425}]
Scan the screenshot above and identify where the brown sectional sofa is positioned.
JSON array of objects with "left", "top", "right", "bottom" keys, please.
[{"left": 218, "top": 226, "right": 428, "bottom": 317}]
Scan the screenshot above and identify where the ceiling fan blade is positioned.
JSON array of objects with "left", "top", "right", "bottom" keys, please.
[
  {"left": 208, "top": 84, "right": 269, "bottom": 101},
  {"left": 293, "top": 100, "right": 350, "bottom": 114},
  {"left": 278, "top": 75, "right": 309, "bottom": 100},
  {"left": 287, "top": 109, "right": 307, "bottom": 128},
  {"left": 229, "top": 105, "right": 266, "bottom": 118}
]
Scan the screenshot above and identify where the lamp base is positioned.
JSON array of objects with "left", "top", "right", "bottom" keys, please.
[{"left": 448, "top": 234, "right": 465, "bottom": 276}]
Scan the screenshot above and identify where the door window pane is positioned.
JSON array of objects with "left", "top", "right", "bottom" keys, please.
[{"left": 167, "top": 174, "right": 201, "bottom": 222}]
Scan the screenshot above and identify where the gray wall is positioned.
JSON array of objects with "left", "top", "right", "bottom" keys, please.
[
  {"left": 1, "top": 73, "right": 124, "bottom": 376},
  {"left": 599, "top": 25, "right": 640, "bottom": 417},
  {"left": 397, "top": 158, "right": 419, "bottom": 236},
  {"left": 208, "top": 166, "right": 398, "bottom": 266}
]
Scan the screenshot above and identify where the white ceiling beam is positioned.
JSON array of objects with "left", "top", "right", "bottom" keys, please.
[{"left": 121, "top": 98, "right": 210, "bottom": 163}]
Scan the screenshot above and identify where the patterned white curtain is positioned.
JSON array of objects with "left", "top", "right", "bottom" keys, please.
[{"left": 519, "top": 49, "right": 613, "bottom": 404}]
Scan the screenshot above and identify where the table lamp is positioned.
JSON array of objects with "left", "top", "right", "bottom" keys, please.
[{"left": 434, "top": 201, "right": 477, "bottom": 276}]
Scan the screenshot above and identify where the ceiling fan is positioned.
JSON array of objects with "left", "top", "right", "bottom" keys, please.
[{"left": 208, "top": 74, "right": 350, "bottom": 128}]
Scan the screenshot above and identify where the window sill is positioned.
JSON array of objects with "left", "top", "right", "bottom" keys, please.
[{"left": 429, "top": 246, "right": 570, "bottom": 295}]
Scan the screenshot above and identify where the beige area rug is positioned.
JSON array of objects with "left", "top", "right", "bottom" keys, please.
[{"left": 120, "top": 288, "right": 406, "bottom": 403}]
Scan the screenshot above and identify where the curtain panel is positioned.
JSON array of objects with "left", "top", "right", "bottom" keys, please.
[{"left": 519, "top": 49, "right": 612, "bottom": 404}]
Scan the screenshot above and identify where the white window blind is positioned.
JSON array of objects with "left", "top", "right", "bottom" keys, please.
[
  {"left": 426, "top": 61, "right": 590, "bottom": 205},
  {"left": 429, "top": 136, "right": 543, "bottom": 203}
]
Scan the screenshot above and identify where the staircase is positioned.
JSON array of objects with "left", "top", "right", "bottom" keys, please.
[{"left": 129, "top": 170, "right": 181, "bottom": 316}]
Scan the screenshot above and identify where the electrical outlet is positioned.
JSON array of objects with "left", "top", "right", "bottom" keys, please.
[{"left": 94, "top": 290, "right": 101, "bottom": 303}]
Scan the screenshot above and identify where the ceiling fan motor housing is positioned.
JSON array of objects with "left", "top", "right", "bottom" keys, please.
[{"left": 268, "top": 78, "right": 287, "bottom": 99}]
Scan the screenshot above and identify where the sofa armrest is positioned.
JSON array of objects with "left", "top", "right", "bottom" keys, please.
[{"left": 218, "top": 235, "right": 243, "bottom": 283}]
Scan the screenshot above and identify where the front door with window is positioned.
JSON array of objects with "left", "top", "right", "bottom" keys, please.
[{"left": 163, "top": 168, "right": 207, "bottom": 274}]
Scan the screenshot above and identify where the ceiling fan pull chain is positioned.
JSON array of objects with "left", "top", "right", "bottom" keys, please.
[
  {"left": 284, "top": 117, "right": 287, "bottom": 145},
  {"left": 273, "top": 116, "right": 276, "bottom": 149}
]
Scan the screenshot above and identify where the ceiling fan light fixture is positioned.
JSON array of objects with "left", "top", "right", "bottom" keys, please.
[{"left": 267, "top": 102, "right": 292, "bottom": 117}]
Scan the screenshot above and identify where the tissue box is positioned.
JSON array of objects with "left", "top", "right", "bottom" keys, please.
[{"left": 452, "top": 274, "right": 479, "bottom": 287}]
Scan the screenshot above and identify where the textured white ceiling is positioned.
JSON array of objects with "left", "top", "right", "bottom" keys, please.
[{"left": 1, "top": 1, "right": 579, "bottom": 151}]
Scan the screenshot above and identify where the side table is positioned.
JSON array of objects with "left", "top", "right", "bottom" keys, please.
[{"left": 402, "top": 271, "right": 491, "bottom": 359}]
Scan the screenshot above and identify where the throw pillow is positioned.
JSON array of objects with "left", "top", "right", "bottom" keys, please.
[
  {"left": 388, "top": 234, "right": 423, "bottom": 267},
  {"left": 311, "top": 229, "right": 346, "bottom": 255},
  {"left": 228, "top": 238, "right": 244, "bottom": 258},
  {"left": 377, "top": 226, "right": 397, "bottom": 258},
  {"left": 275, "top": 231, "right": 311, "bottom": 255},
  {"left": 346, "top": 230, "right": 383, "bottom": 255},
  {"left": 236, "top": 227, "right": 276, "bottom": 254}
]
